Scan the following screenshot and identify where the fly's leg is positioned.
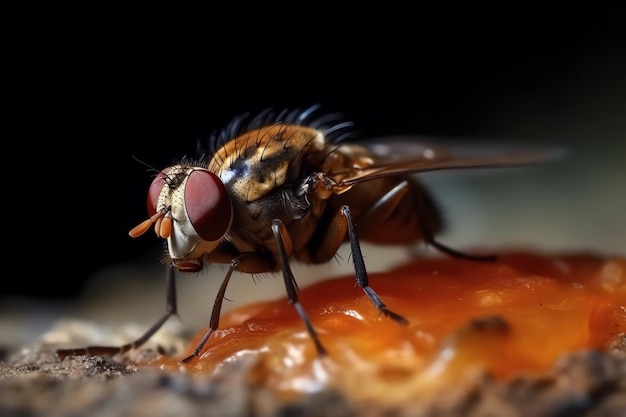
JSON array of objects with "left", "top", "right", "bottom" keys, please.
[
  {"left": 342, "top": 205, "right": 409, "bottom": 325},
  {"left": 356, "top": 181, "right": 413, "bottom": 231},
  {"left": 304, "top": 202, "right": 408, "bottom": 325},
  {"left": 180, "top": 263, "right": 236, "bottom": 363},
  {"left": 358, "top": 180, "right": 497, "bottom": 262},
  {"left": 181, "top": 240, "right": 326, "bottom": 362},
  {"left": 413, "top": 184, "right": 497, "bottom": 261},
  {"left": 272, "top": 219, "right": 327, "bottom": 356},
  {"left": 180, "top": 252, "right": 276, "bottom": 363},
  {"left": 56, "top": 267, "right": 179, "bottom": 360}
]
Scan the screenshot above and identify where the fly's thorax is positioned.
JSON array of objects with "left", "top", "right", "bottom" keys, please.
[
  {"left": 208, "top": 124, "right": 326, "bottom": 203},
  {"left": 147, "top": 164, "right": 233, "bottom": 263}
]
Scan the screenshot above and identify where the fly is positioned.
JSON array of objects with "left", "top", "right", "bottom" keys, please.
[{"left": 56, "top": 105, "right": 563, "bottom": 363}]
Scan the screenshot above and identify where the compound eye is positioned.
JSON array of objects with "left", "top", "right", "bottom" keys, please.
[
  {"left": 185, "top": 170, "right": 232, "bottom": 242},
  {"left": 147, "top": 171, "right": 166, "bottom": 216}
]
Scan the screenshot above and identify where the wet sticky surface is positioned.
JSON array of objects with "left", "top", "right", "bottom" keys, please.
[{"left": 152, "top": 252, "right": 626, "bottom": 402}]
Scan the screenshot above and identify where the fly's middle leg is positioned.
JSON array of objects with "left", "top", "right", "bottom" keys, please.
[{"left": 272, "top": 219, "right": 328, "bottom": 356}]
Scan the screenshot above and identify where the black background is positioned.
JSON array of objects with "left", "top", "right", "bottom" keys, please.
[{"left": 6, "top": 5, "right": 625, "bottom": 300}]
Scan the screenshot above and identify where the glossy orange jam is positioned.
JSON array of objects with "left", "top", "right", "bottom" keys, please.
[{"left": 153, "top": 252, "right": 626, "bottom": 401}]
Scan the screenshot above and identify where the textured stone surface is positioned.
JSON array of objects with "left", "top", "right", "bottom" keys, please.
[{"left": 1, "top": 312, "right": 625, "bottom": 416}]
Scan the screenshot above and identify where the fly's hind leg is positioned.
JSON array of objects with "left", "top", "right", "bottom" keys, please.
[
  {"left": 413, "top": 184, "right": 497, "bottom": 261},
  {"left": 359, "top": 180, "right": 497, "bottom": 262}
]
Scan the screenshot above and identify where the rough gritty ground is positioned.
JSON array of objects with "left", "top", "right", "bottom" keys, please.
[{"left": 1, "top": 321, "right": 625, "bottom": 417}]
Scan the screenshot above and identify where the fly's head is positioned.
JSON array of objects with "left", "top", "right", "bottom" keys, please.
[{"left": 129, "top": 164, "right": 233, "bottom": 272}]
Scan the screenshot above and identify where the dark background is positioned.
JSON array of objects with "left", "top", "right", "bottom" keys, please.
[{"left": 6, "top": 5, "right": 625, "bottom": 300}]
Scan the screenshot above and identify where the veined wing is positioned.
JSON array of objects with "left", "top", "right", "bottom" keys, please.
[{"left": 332, "top": 136, "right": 567, "bottom": 187}]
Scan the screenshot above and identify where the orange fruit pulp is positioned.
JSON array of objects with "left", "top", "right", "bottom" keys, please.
[{"left": 153, "top": 252, "right": 626, "bottom": 402}]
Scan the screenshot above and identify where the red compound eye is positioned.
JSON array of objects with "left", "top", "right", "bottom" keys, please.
[
  {"left": 147, "top": 172, "right": 166, "bottom": 216},
  {"left": 184, "top": 170, "right": 232, "bottom": 242}
]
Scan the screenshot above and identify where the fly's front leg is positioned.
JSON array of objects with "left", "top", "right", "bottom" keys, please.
[
  {"left": 180, "top": 263, "right": 235, "bottom": 363},
  {"left": 56, "top": 266, "right": 179, "bottom": 360},
  {"left": 342, "top": 205, "right": 409, "bottom": 325},
  {"left": 272, "top": 219, "right": 328, "bottom": 356},
  {"left": 180, "top": 252, "right": 276, "bottom": 363}
]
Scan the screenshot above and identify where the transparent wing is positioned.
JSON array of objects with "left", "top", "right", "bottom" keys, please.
[{"left": 333, "top": 136, "right": 567, "bottom": 187}]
